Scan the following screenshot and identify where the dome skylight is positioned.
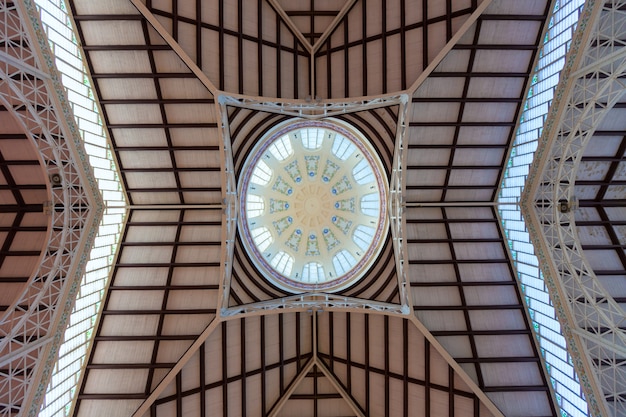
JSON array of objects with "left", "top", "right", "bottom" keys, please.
[{"left": 238, "top": 119, "right": 389, "bottom": 292}]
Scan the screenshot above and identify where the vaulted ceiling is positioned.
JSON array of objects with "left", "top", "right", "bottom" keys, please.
[{"left": 4, "top": 0, "right": 625, "bottom": 416}]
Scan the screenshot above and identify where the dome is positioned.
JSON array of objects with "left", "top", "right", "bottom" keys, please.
[{"left": 238, "top": 119, "right": 389, "bottom": 292}]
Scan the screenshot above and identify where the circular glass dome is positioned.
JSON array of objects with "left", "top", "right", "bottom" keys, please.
[{"left": 239, "top": 119, "right": 388, "bottom": 292}]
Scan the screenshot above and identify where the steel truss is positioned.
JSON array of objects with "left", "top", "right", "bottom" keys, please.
[
  {"left": 216, "top": 93, "right": 413, "bottom": 318},
  {"left": 523, "top": 0, "right": 626, "bottom": 415},
  {"left": 0, "top": 1, "right": 102, "bottom": 416}
]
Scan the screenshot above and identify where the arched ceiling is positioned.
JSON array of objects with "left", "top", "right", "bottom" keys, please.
[
  {"left": 15, "top": 0, "right": 626, "bottom": 415},
  {"left": 64, "top": 0, "right": 560, "bottom": 416}
]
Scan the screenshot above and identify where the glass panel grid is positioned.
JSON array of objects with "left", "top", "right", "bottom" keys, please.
[
  {"left": 34, "top": 1, "right": 126, "bottom": 416},
  {"left": 499, "top": 1, "right": 588, "bottom": 416}
]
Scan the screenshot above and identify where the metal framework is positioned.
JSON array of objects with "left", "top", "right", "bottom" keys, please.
[
  {"left": 0, "top": 1, "right": 102, "bottom": 416},
  {"left": 0, "top": 0, "right": 598, "bottom": 415},
  {"left": 523, "top": 0, "right": 626, "bottom": 415}
]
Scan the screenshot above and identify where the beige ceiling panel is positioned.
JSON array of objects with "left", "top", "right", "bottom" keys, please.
[
  {"left": 131, "top": 209, "right": 182, "bottom": 223},
  {"left": 406, "top": 221, "right": 447, "bottom": 238},
  {"left": 433, "top": 49, "right": 472, "bottom": 73},
  {"left": 577, "top": 225, "right": 612, "bottom": 245},
  {"left": 411, "top": 103, "right": 460, "bottom": 123},
  {"left": 161, "top": 314, "right": 215, "bottom": 336},
  {"left": 107, "top": 289, "right": 165, "bottom": 311},
  {"left": 484, "top": 0, "right": 546, "bottom": 15},
  {"left": 462, "top": 102, "right": 518, "bottom": 123},
  {"left": 414, "top": 77, "right": 466, "bottom": 98},
  {"left": 126, "top": 189, "right": 178, "bottom": 206},
  {"left": 481, "top": 362, "right": 544, "bottom": 387},
  {"left": 105, "top": 103, "right": 163, "bottom": 124},
  {"left": 88, "top": 50, "right": 152, "bottom": 73},
  {"left": 407, "top": 148, "right": 451, "bottom": 166},
  {"left": 84, "top": 369, "right": 149, "bottom": 394},
  {"left": 112, "top": 128, "right": 168, "bottom": 147},
  {"left": 99, "top": 314, "right": 160, "bottom": 336},
  {"left": 91, "top": 340, "right": 155, "bottom": 365},
  {"left": 174, "top": 151, "right": 220, "bottom": 168},
  {"left": 407, "top": 242, "right": 452, "bottom": 261},
  {"left": 97, "top": 78, "right": 158, "bottom": 100},
  {"left": 409, "top": 264, "right": 458, "bottom": 282},
  {"left": 479, "top": 20, "right": 543, "bottom": 45},
  {"left": 159, "top": 78, "right": 213, "bottom": 99},
  {"left": 109, "top": 266, "right": 170, "bottom": 286},
  {"left": 166, "top": 288, "right": 217, "bottom": 310},
  {"left": 119, "top": 245, "right": 173, "bottom": 264},
  {"left": 584, "top": 249, "right": 624, "bottom": 271},
  {"left": 457, "top": 263, "right": 512, "bottom": 282},
  {"left": 485, "top": 392, "right": 553, "bottom": 417},
  {"left": 406, "top": 168, "right": 447, "bottom": 186},
  {"left": 437, "top": 335, "right": 473, "bottom": 358},
  {"left": 0, "top": 191, "right": 16, "bottom": 205},
  {"left": 447, "top": 168, "right": 499, "bottom": 186},
  {"left": 171, "top": 266, "right": 220, "bottom": 285},
  {"left": 415, "top": 310, "right": 468, "bottom": 332},
  {"left": 456, "top": 126, "right": 511, "bottom": 145},
  {"left": 152, "top": 50, "right": 194, "bottom": 73},
  {"left": 407, "top": 126, "right": 456, "bottom": 145},
  {"left": 124, "top": 172, "right": 177, "bottom": 189},
  {"left": 155, "top": 339, "right": 194, "bottom": 363},
  {"left": 170, "top": 128, "right": 220, "bottom": 147},
  {"left": 445, "top": 207, "right": 493, "bottom": 219},
  {"left": 164, "top": 103, "right": 214, "bottom": 124},
  {"left": 472, "top": 50, "right": 534, "bottom": 73},
  {"left": 179, "top": 225, "right": 220, "bottom": 242},
  {"left": 178, "top": 171, "right": 220, "bottom": 188},
  {"left": 412, "top": 286, "right": 463, "bottom": 306},
  {"left": 72, "top": 0, "right": 139, "bottom": 14},
  {"left": 119, "top": 150, "right": 172, "bottom": 169},
  {"left": 80, "top": 20, "right": 145, "bottom": 45},
  {"left": 468, "top": 310, "right": 526, "bottom": 331},
  {"left": 452, "top": 147, "right": 505, "bottom": 166},
  {"left": 405, "top": 188, "right": 443, "bottom": 201},
  {"left": 467, "top": 77, "right": 525, "bottom": 98},
  {"left": 125, "top": 225, "right": 178, "bottom": 243},
  {"left": 453, "top": 242, "right": 504, "bottom": 261},
  {"left": 76, "top": 400, "right": 144, "bottom": 417},
  {"left": 463, "top": 285, "right": 519, "bottom": 306},
  {"left": 182, "top": 190, "right": 222, "bottom": 204},
  {"left": 474, "top": 335, "right": 535, "bottom": 358},
  {"left": 175, "top": 245, "right": 220, "bottom": 263},
  {"left": 448, "top": 222, "right": 499, "bottom": 239}
]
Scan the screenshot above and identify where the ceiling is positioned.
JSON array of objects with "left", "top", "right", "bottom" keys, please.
[{"left": 4, "top": 0, "right": 625, "bottom": 416}]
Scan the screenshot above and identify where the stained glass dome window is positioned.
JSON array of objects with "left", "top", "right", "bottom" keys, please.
[{"left": 239, "top": 119, "right": 389, "bottom": 292}]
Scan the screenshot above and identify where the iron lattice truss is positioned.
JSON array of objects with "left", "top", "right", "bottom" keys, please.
[
  {"left": 523, "top": 0, "right": 626, "bottom": 415},
  {"left": 0, "top": 1, "right": 102, "bottom": 416}
]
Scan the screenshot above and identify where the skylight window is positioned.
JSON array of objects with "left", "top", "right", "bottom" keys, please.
[
  {"left": 270, "top": 251, "right": 294, "bottom": 276},
  {"left": 352, "top": 158, "right": 374, "bottom": 184},
  {"left": 300, "top": 128, "right": 324, "bottom": 149},
  {"left": 251, "top": 226, "right": 273, "bottom": 252},
  {"left": 302, "top": 262, "right": 324, "bottom": 283},
  {"left": 332, "top": 134, "right": 356, "bottom": 160},
  {"left": 333, "top": 250, "right": 356, "bottom": 275},
  {"left": 246, "top": 194, "right": 264, "bottom": 217},
  {"left": 360, "top": 193, "right": 380, "bottom": 217},
  {"left": 353, "top": 225, "right": 375, "bottom": 251},
  {"left": 269, "top": 135, "right": 293, "bottom": 160},
  {"left": 251, "top": 159, "right": 272, "bottom": 185}
]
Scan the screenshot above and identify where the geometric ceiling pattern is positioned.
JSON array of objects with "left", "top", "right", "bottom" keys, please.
[{"left": 4, "top": 0, "right": 625, "bottom": 416}]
